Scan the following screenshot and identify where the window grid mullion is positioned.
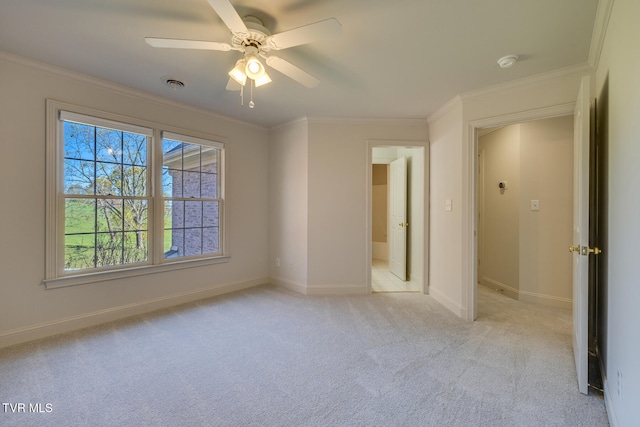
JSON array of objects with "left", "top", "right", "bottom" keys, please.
[
  {"left": 93, "top": 126, "right": 98, "bottom": 269},
  {"left": 120, "top": 131, "right": 125, "bottom": 266}
]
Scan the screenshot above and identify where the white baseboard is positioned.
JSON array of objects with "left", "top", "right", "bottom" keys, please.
[
  {"left": 306, "top": 284, "right": 368, "bottom": 296},
  {"left": 429, "top": 286, "right": 464, "bottom": 318},
  {"left": 269, "top": 276, "right": 308, "bottom": 294},
  {"left": 480, "top": 277, "right": 519, "bottom": 300},
  {"left": 481, "top": 277, "right": 572, "bottom": 310},
  {"left": 269, "top": 276, "right": 368, "bottom": 296},
  {"left": 0, "top": 277, "right": 267, "bottom": 349},
  {"left": 518, "top": 289, "right": 572, "bottom": 310},
  {"left": 372, "top": 242, "right": 388, "bottom": 261}
]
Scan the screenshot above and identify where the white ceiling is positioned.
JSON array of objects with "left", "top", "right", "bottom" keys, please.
[{"left": 0, "top": 0, "right": 599, "bottom": 128}]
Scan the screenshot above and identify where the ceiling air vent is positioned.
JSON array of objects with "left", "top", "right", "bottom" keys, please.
[{"left": 161, "top": 76, "right": 186, "bottom": 89}]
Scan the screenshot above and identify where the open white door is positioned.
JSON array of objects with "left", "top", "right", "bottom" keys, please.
[
  {"left": 389, "top": 156, "right": 407, "bottom": 281},
  {"left": 571, "top": 75, "right": 590, "bottom": 395}
]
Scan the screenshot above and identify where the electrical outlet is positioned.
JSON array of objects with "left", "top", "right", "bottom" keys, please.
[{"left": 275, "top": 258, "right": 280, "bottom": 267}]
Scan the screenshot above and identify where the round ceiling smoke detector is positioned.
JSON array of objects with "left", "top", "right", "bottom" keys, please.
[
  {"left": 161, "top": 76, "right": 186, "bottom": 89},
  {"left": 497, "top": 55, "right": 519, "bottom": 69}
]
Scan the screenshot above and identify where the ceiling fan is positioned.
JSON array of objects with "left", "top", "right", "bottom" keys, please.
[{"left": 145, "top": 0, "right": 341, "bottom": 95}]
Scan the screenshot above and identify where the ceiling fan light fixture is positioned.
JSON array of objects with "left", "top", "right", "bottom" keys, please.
[
  {"left": 243, "top": 46, "right": 265, "bottom": 80},
  {"left": 228, "top": 59, "right": 247, "bottom": 85},
  {"left": 245, "top": 55, "right": 265, "bottom": 79},
  {"left": 254, "top": 71, "right": 272, "bottom": 87}
]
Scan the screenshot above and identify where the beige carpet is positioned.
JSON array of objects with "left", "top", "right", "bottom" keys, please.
[{"left": 0, "top": 285, "right": 608, "bottom": 426}]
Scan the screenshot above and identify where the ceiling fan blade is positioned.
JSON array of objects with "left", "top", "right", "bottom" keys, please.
[
  {"left": 145, "top": 37, "right": 233, "bottom": 51},
  {"left": 266, "top": 56, "right": 319, "bottom": 88},
  {"left": 207, "top": 0, "right": 248, "bottom": 35},
  {"left": 267, "top": 18, "right": 341, "bottom": 50}
]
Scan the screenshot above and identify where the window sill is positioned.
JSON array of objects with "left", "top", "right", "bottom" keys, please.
[{"left": 42, "top": 255, "right": 230, "bottom": 290}]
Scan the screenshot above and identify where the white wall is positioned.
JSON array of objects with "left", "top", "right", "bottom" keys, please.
[
  {"left": 428, "top": 68, "right": 586, "bottom": 321},
  {"left": 0, "top": 53, "right": 270, "bottom": 347},
  {"left": 428, "top": 100, "right": 464, "bottom": 315},
  {"left": 478, "top": 117, "right": 574, "bottom": 308},
  {"left": 306, "top": 119, "right": 428, "bottom": 294},
  {"left": 478, "top": 125, "right": 521, "bottom": 297},
  {"left": 595, "top": 0, "right": 640, "bottom": 424},
  {"left": 268, "top": 119, "right": 309, "bottom": 292},
  {"left": 518, "top": 116, "right": 574, "bottom": 307}
]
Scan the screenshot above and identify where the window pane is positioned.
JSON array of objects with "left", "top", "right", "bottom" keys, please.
[
  {"left": 64, "top": 159, "right": 95, "bottom": 195},
  {"left": 96, "top": 162, "right": 122, "bottom": 196},
  {"left": 165, "top": 200, "right": 184, "bottom": 229},
  {"left": 122, "top": 164, "right": 147, "bottom": 197},
  {"left": 182, "top": 143, "right": 201, "bottom": 172},
  {"left": 123, "top": 231, "right": 148, "bottom": 263},
  {"left": 162, "top": 167, "right": 181, "bottom": 198},
  {"left": 201, "top": 146, "right": 217, "bottom": 173},
  {"left": 123, "top": 133, "right": 147, "bottom": 166},
  {"left": 185, "top": 201, "right": 202, "bottom": 228},
  {"left": 65, "top": 198, "right": 96, "bottom": 271},
  {"left": 165, "top": 228, "right": 184, "bottom": 259},
  {"left": 163, "top": 139, "right": 182, "bottom": 168},
  {"left": 203, "top": 201, "right": 218, "bottom": 227},
  {"left": 65, "top": 233, "right": 95, "bottom": 271},
  {"left": 183, "top": 171, "right": 200, "bottom": 198},
  {"left": 97, "top": 199, "right": 123, "bottom": 232},
  {"left": 201, "top": 173, "right": 217, "bottom": 198},
  {"left": 64, "top": 122, "right": 95, "bottom": 161},
  {"left": 185, "top": 228, "right": 202, "bottom": 256},
  {"left": 65, "top": 198, "right": 95, "bottom": 235},
  {"left": 124, "top": 199, "right": 148, "bottom": 231},
  {"left": 203, "top": 227, "right": 219, "bottom": 254},
  {"left": 96, "top": 129, "right": 122, "bottom": 163},
  {"left": 96, "top": 232, "right": 123, "bottom": 268}
]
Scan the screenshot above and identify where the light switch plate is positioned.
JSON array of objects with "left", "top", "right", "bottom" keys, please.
[
  {"left": 530, "top": 200, "right": 540, "bottom": 211},
  {"left": 445, "top": 199, "right": 452, "bottom": 211}
]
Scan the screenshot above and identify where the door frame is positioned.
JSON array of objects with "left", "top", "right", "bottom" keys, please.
[
  {"left": 463, "top": 102, "right": 576, "bottom": 321},
  {"left": 366, "top": 140, "right": 429, "bottom": 294}
]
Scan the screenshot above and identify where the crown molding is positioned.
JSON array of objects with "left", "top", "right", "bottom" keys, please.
[
  {"left": 0, "top": 50, "right": 267, "bottom": 131},
  {"left": 427, "top": 95, "right": 463, "bottom": 123},
  {"left": 268, "top": 116, "right": 309, "bottom": 132},
  {"left": 428, "top": 63, "right": 592, "bottom": 124},
  {"left": 306, "top": 116, "right": 428, "bottom": 126},
  {"left": 460, "top": 62, "right": 593, "bottom": 101},
  {"left": 588, "top": 0, "right": 615, "bottom": 70}
]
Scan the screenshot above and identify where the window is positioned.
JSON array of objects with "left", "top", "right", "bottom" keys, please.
[
  {"left": 162, "top": 133, "right": 222, "bottom": 259},
  {"left": 45, "top": 101, "right": 226, "bottom": 288}
]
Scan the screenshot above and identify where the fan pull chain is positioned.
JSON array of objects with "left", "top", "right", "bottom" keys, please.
[
  {"left": 249, "top": 80, "right": 255, "bottom": 108},
  {"left": 240, "top": 84, "right": 244, "bottom": 106}
]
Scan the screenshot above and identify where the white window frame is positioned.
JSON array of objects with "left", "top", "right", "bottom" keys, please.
[{"left": 44, "top": 100, "right": 228, "bottom": 289}]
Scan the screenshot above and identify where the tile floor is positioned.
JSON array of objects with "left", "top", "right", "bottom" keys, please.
[{"left": 371, "top": 259, "right": 419, "bottom": 292}]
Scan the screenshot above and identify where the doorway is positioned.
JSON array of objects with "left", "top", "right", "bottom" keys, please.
[
  {"left": 464, "top": 103, "right": 576, "bottom": 321},
  {"left": 367, "top": 142, "right": 428, "bottom": 294},
  {"left": 476, "top": 117, "right": 574, "bottom": 311}
]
